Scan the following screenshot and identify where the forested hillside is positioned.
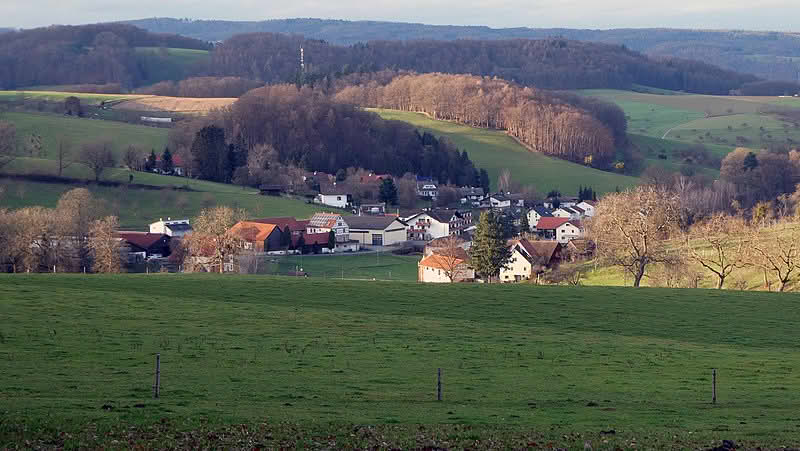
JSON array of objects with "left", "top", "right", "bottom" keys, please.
[
  {"left": 126, "top": 18, "right": 800, "bottom": 82},
  {"left": 210, "top": 33, "right": 756, "bottom": 94},
  {"left": 0, "top": 24, "right": 210, "bottom": 89}
]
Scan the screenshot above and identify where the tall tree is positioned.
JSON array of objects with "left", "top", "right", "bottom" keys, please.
[
  {"left": 80, "top": 140, "right": 115, "bottom": 182},
  {"left": 378, "top": 177, "right": 398, "bottom": 205},
  {"left": 686, "top": 214, "right": 749, "bottom": 289},
  {"left": 56, "top": 138, "right": 73, "bottom": 176},
  {"left": 190, "top": 125, "right": 228, "bottom": 183},
  {"left": 57, "top": 188, "right": 103, "bottom": 271},
  {"left": 746, "top": 221, "right": 800, "bottom": 292},
  {"left": 160, "top": 147, "right": 174, "bottom": 174},
  {"left": 328, "top": 230, "right": 336, "bottom": 250},
  {"left": 88, "top": 216, "right": 123, "bottom": 273},
  {"left": 589, "top": 186, "right": 682, "bottom": 287},
  {"left": 187, "top": 206, "right": 245, "bottom": 273},
  {"left": 469, "top": 210, "right": 512, "bottom": 282},
  {"left": 145, "top": 149, "right": 157, "bottom": 172},
  {"left": 520, "top": 209, "right": 530, "bottom": 234}
]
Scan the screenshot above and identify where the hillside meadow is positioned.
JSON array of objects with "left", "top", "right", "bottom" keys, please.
[
  {"left": 373, "top": 109, "right": 639, "bottom": 194},
  {"left": 1, "top": 275, "right": 799, "bottom": 448}
]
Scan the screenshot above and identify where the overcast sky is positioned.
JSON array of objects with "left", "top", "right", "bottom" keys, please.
[{"left": 3, "top": 0, "right": 799, "bottom": 31}]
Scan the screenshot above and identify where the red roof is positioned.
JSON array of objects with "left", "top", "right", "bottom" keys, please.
[
  {"left": 117, "top": 232, "right": 168, "bottom": 250},
  {"left": 292, "top": 232, "right": 331, "bottom": 247},
  {"left": 251, "top": 217, "right": 309, "bottom": 232},
  {"left": 536, "top": 217, "right": 570, "bottom": 230}
]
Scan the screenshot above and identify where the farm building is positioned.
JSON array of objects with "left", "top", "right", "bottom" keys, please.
[
  {"left": 228, "top": 221, "right": 283, "bottom": 252},
  {"left": 344, "top": 216, "right": 407, "bottom": 247},
  {"left": 149, "top": 218, "right": 192, "bottom": 237}
]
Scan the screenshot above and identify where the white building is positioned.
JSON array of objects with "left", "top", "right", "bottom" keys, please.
[
  {"left": 307, "top": 213, "right": 350, "bottom": 242},
  {"left": 526, "top": 207, "right": 553, "bottom": 232},
  {"left": 417, "top": 183, "right": 438, "bottom": 199},
  {"left": 576, "top": 201, "right": 596, "bottom": 217},
  {"left": 535, "top": 217, "right": 583, "bottom": 243},
  {"left": 552, "top": 207, "right": 583, "bottom": 221},
  {"left": 418, "top": 253, "right": 474, "bottom": 283},
  {"left": 404, "top": 210, "right": 472, "bottom": 241},
  {"left": 314, "top": 191, "right": 350, "bottom": 209},
  {"left": 149, "top": 218, "right": 192, "bottom": 237},
  {"left": 499, "top": 239, "right": 562, "bottom": 283},
  {"left": 345, "top": 216, "right": 408, "bottom": 246},
  {"left": 488, "top": 194, "right": 511, "bottom": 209}
]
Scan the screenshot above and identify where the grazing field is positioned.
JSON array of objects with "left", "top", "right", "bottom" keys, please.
[
  {"left": 0, "top": 178, "right": 328, "bottom": 229},
  {"left": 0, "top": 111, "right": 169, "bottom": 160},
  {"left": 134, "top": 47, "right": 211, "bottom": 86},
  {"left": 1, "top": 275, "right": 800, "bottom": 448},
  {"left": 373, "top": 109, "right": 639, "bottom": 194},
  {"left": 264, "top": 252, "right": 419, "bottom": 281},
  {"left": 0, "top": 90, "right": 143, "bottom": 105}
]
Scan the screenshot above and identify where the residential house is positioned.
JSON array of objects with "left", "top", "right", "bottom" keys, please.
[
  {"left": 292, "top": 232, "right": 335, "bottom": 254},
  {"left": 488, "top": 193, "right": 511, "bottom": 209},
  {"left": 229, "top": 221, "right": 283, "bottom": 252},
  {"left": 499, "top": 239, "right": 563, "bottom": 283},
  {"left": 251, "top": 217, "right": 309, "bottom": 237},
  {"left": 314, "top": 184, "right": 351, "bottom": 209},
  {"left": 566, "top": 239, "right": 595, "bottom": 261},
  {"left": 118, "top": 232, "right": 171, "bottom": 263},
  {"left": 535, "top": 217, "right": 584, "bottom": 243},
  {"left": 424, "top": 236, "right": 472, "bottom": 256},
  {"left": 526, "top": 207, "right": 553, "bottom": 232},
  {"left": 358, "top": 203, "right": 386, "bottom": 216},
  {"left": 418, "top": 253, "right": 474, "bottom": 283},
  {"left": 459, "top": 187, "right": 485, "bottom": 206},
  {"left": 306, "top": 212, "right": 360, "bottom": 252},
  {"left": 543, "top": 197, "right": 579, "bottom": 210},
  {"left": 345, "top": 216, "right": 407, "bottom": 247},
  {"left": 149, "top": 218, "right": 192, "bottom": 238},
  {"left": 405, "top": 209, "right": 472, "bottom": 241},
  {"left": 576, "top": 201, "right": 596, "bottom": 217},
  {"left": 417, "top": 182, "right": 438, "bottom": 199},
  {"left": 552, "top": 206, "right": 584, "bottom": 221}
]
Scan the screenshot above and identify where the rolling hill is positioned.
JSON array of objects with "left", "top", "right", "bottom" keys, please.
[
  {"left": 1, "top": 275, "right": 799, "bottom": 448},
  {"left": 125, "top": 17, "right": 800, "bottom": 82}
]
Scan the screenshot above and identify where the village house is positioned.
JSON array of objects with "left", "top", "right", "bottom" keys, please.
[
  {"left": 526, "top": 207, "right": 554, "bottom": 232},
  {"left": 418, "top": 252, "right": 474, "bottom": 283},
  {"left": 250, "top": 217, "right": 309, "bottom": 237},
  {"left": 357, "top": 203, "right": 387, "bottom": 216},
  {"left": 314, "top": 184, "right": 351, "bottom": 209},
  {"left": 291, "top": 232, "right": 335, "bottom": 254},
  {"left": 543, "top": 197, "right": 580, "bottom": 209},
  {"left": 424, "top": 236, "right": 472, "bottom": 256},
  {"left": 306, "top": 212, "right": 360, "bottom": 252},
  {"left": 149, "top": 218, "right": 192, "bottom": 238},
  {"left": 499, "top": 239, "right": 563, "bottom": 283},
  {"left": 118, "top": 232, "right": 171, "bottom": 263},
  {"left": 488, "top": 193, "right": 511, "bottom": 209},
  {"left": 404, "top": 209, "right": 472, "bottom": 241},
  {"left": 535, "top": 217, "right": 584, "bottom": 243},
  {"left": 228, "top": 221, "right": 283, "bottom": 253},
  {"left": 417, "top": 182, "right": 439, "bottom": 199},
  {"left": 576, "top": 201, "right": 596, "bottom": 217},
  {"left": 345, "top": 216, "right": 408, "bottom": 247},
  {"left": 566, "top": 239, "right": 595, "bottom": 261},
  {"left": 552, "top": 206, "right": 585, "bottom": 221},
  {"left": 459, "top": 187, "right": 485, "bottom": 207}
]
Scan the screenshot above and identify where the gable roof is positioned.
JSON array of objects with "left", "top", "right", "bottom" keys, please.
[
  {"left": 345, "top": 215, "right": 403, "bottom": 230},
  {"left": 419, "top": 253, "right": 467, "bottom": 270},
  {"left": 308, "top": 212, "right": 344, "bottom": 229},
  {"left": 318, "top": 183, "right": 350, "bottom": 195},
  {"left": 250, "top": 217, "right": 307, "bottom": 232},
  {"left": 536, "top": 217, "right": 570, "bottom": 230},
  {"left": 117, "top": 232, "right": 168, "bottom": 251},
  {"left": 292, "top": 232, "right": 331, "bottom": 247},
  {"left": 516, "top": 239, "right": 561, "bottom": 265},
  {"left": 532, "top": 206, "right": 553, "bottom": 216},
  {"left": 165, "top": 223, "right": 192, "bottom": 232},
  {"left": 229, "top": 222, "right": 278, "bottom": 242}
]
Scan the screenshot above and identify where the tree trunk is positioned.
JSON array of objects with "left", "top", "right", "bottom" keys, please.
[
  {"left": 717, "top": 275, "right": 725, "bottom": 290},
  {"left": 633, "top": 264, "right": 646, "bottom": 287}
]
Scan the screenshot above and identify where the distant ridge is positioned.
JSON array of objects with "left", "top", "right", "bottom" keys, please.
[{"left": 123, "top": 17, "right": 800, "bottom": 82}]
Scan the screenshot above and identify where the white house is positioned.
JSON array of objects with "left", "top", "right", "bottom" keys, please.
[
  {"left": 576, "top": 201, "right": 596, "bottom": 217},
  {"left": 459, "top": 187, "right": 485, "bottom": 206},
  {"left": 149, "top": 218, "right": 192, "bottom": 237},
  {"left": 404, "top": 210, "right": 472, "bottom": 241},
  {"left": 552, "top": 207, "right": 583, "bottom": 221},
  {"left": 527, "top": 207, "right": 553, "bottom": 232},
  {"left": 499, "top": 246, "right": 533, "bottom": 283},
  {"left": 535, "top": 217, "right": 583, "bottom": 243},
  {"left": 418, "top": 253, "right": 474, "bottom": 283},
  {"left": 345, "top": 216, "right": 407, "bottom": 246},
  {"left": 488, "top": 193, "right": 511, "bottom": 209},
  {"left": 307, "top": 213, "right": 350, "bottom": 242},
  {"left": 499, "top": 239, "right": 563, "bottom": 282},
  {"left": 417, "top": 183, "right": 438, "bottom": 199},
  {"left": 314, "top": 186, "right": 351, "bottom": 209}
]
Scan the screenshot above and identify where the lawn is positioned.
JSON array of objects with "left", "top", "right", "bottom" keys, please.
[
  {"left": 0, "top": 111, "right": 169, "bottom": 160},
  {"left": 263, "top": 252, "right": 420, "bottom": 281},
  {"left": 0, "top": 90, "right": 142, "bottom": 105},
  {"left": 134, "top": 47, "right": 211, "bottom": 86},
  {"left": 0, "top": 178, "right": 330, "bottom": 229},
  {"left": 1, "top": 275, "right": 800, "bottom": 448},
  {"left": 373, "top": 109, "right": 639, "bottom": 195}
]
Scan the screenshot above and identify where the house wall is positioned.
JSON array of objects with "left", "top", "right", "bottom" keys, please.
[
  {"left": 418, "top": 263, "right": 474, "bottom": 283},
  {"left": 348, "top": 221, "right": 407, "bottom": 246},
  {"left": 264, "top": 229, "right": 283, "bottom": 252},
  {"left": 407, "top": 214, "right": 449, "bottom": 241},
  {"left": 316, "top": 194, "right": 348, "bottom": 209},
  {"left": 499, "top": 248, "right": 532, "bottom": 283},
  {"left": 577, "top": 202, "right": 596, "bottom": 217},
  {"left": 556, "top": 223, "right": 582, "bottom": 243}
]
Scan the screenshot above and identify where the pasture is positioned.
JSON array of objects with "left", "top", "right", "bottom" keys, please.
[
  {"left": 264, "top": 252, "right": 419, "bottom": 281},
  {"left": 1, "top": 275, "right": 800, "bottom": 448},
  {"left": 0, "top": 178, "right": 328, "bottom": 229},
  {"left": 134, "top": 47, "right": 211, "bottom": 86},
  {"left": 373, "top": 109, "right": 639, "bottom": 194}
]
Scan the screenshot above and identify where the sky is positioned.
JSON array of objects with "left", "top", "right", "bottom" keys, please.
[{"left": 3, "top": 0, "right": 799, "bottom": 32}]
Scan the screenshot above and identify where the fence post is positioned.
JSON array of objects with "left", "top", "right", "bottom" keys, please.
[
  {"left": 437, "top": 368, "right": 442, "bottom": 401},
  {"left": 154, "top": 353, "right": 161, "bottom": 398},
  {"left": 712, "top": 368, "right": 716, "bottom": 404}
]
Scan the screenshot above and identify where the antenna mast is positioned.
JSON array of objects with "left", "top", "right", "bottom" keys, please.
[{"left": 300, "top": 47, "right": 305, "bottom": 73}]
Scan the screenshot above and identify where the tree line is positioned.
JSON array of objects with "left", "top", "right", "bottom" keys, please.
[
  {"left": 172, "top": 84, "right": 486, "bottom": 187},
  {"left": 209, "top": 32, "right": 758, "bottom": 94},
  {"left": 333, "top": 72, "right": 619, "bottom": 167}
]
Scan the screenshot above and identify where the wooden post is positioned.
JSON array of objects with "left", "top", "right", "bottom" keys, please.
[
  {"left": 154, "top": 353, "right": 161, "bottom": 398},
  {"left": 437, "top": 368, "right": 442, "bottom": 401},
  {"left": 712, "top": 368, "right": 716, "bottom": 404}
]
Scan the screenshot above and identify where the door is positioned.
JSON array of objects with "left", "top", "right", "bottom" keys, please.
[{"left": 372, "top": 234, "right": 383, "bottom": 246}]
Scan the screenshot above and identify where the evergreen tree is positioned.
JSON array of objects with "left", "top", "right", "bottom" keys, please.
[
  {"left": 145, "top": 150, "right": 157, "bottom": 172},
  {"left": 379, "top": 177, "right": 398, "bottom": 205},
  {"left": 160, "top": 147, "right": 174, "bottom": 174},
  {"left": 295, "top": 234, "right": 305, "bottom": 253},
  {"left": 328, "top": 230, "right": 337, "bottom": 250},
  {"left": 469, "top": 210, "right": 512, "bottom": 283},
  {"left": 743, "top": 152, "right": 759, "bottom": 171},
  {"left": 520, "top": 209, "right": 530, "bottom": 234},
  {"left": 479, "top": 169, "right": 490, "bottom": 193},
  {"left": 190, "top": 126, "right": 227, "bottom": 182},
  {"left": 281, "top": 226, "right": 292, "bottom": 248},
  {"left": 500, "top": 213, "right": 516, "bottom": 239}
]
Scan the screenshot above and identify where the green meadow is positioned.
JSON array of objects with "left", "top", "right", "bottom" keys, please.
[
  {"left": 1, "top": 275, "right": 799, "bottom": 448},
  {"left": 374, "top": 109, "right": 639, "bottom": 194}
]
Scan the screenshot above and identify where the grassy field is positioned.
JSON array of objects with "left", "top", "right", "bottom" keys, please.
[
  {"left": 373, "top": 109, "right": 639, "bottom": 195},
  {"left": 1, "top": 275, "right": 800, "bottom": 448},
  {"left": 134, "top": 47, "right": 211, "bottom": 86},
  {"left": 0, "top": 90, "right": 142, "bottom": 105},
  {"left": 0, "top": 111, "right": 169, "bottom": 160},
  {"left": 0, "top": 178, "right": 329, "bottom": 229},
  {"left": 264, "top": 253, "right": 420, "bottom": 280}
]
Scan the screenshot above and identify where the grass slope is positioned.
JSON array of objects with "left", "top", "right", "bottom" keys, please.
[
  {"left": 0, "top": 90, "right": 142, "bottom": 105},
  {"left": 373, "top": 109, "right": 638, "bottom": 194},
  {"left": 0, "top": 111, "right": 169, "bottom": 160},
  {"left": 1, "top": 275, "right": 800, "bottom": 447},
  {"left": 134, "top": 47, "right": 211, "bottom": 86},
  {"left": 263, "top": 253, "right": 419, "bottom": 280}
]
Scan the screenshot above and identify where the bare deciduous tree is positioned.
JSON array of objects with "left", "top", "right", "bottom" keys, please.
[
  {"left": 89, "top": 216, "right": 123, "bottom": 273},
  {"left": 686, "top": 214, "right": 749, "bottom": 289},
  {"left": 429, "top": 236, "right": 468, "bottom": 282},
  {"left": 589, "top": 185, "right": 682, "bottom": 287},
  {"left": 80, "top": 140, "right": 115, "bottom": 182},
  {"left": 747, "top": 222, "right": 800, "bottom": 292},
  {"left": 122, "top": 145, "right": 142, "bottom": 172},
  {"left": 57, "top": 188, "right": 104, "bottom": 271},
  {"left": 56, "top": 138, "right": 73, "bottom": 176},
  {"left": 187, "top": 206, "right": 246, "bottom": 273},
  {"left": 497, "top": 168, "right": 512, "bottom": 193}
]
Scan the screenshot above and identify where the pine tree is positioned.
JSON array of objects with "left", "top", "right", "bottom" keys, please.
[
  {"left": 479, "top": 169, "right": 490, "bottom": 193},
  {"left": 469, "top": 210, "right": 512, "bottom": 283},
  {"left": 160, "top": 147, "right": 174, "bottom": 174},
  {"left": 145, "top": 150, "right": 157, "bottom": 172},
  {"left": 281, "top": 226, "right": 292, "bottom": 248},
  {"left": 520, "top": 209, "right": 530, "bottom": 234},
  {"left": 328, "top": 230, "right": 337, "bottom": 250},
  {"left": 379, "top": 178, "right": 398, "bottom": 205}
]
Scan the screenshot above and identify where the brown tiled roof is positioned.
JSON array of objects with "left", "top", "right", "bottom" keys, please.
[
  {"left": 516, "top": 239, "right": 560, "bottom": 265},
  {"left": 419, "top": 253, "right": 467, "bottom": 270},
  {"left": 117, "top": 232, "right": 168, "bottom": 251},
  {"left": 250, "top": 217, "right": 307, "bottom": 232},
  {"left": 536, "top": 217, "right": 570, "bottom": 230},
  {"left": 309, "top": 212, "right": 344, "bottom": 228},
  {"left": 229, "top": 222, "right": 277, "bottom": 242},
  {"left": 292, "top": 232, "right": 331, "bottom": 247}
]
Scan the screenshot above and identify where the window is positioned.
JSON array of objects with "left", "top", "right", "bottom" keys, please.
[{"left": 337, "top": 196, "right": 342, "bottom": 201}]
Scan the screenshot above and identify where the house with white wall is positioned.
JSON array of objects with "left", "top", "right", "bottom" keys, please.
[
  {"left": 535, "top": 217, "right": 584, "bottom": 243},
  {"left": 418, "top": 253, "right": 474, "bottom": 283},
  {"left": 404, "top": 210, "right": 472, "bottom": 241},
  {"left": 576, "top": 201, "right": 596, "bottom": 217},
  {"left": 149, "top": 218, "right": 192, "bottom": 237}
]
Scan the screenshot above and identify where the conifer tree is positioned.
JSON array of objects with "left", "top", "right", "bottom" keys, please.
[
  {"left": 469, "top": 210, "right": 511, "bottom": 282},
  {"left": 160, "top": 147, "right": 174, "bottom": 174},
  {"left": 520, "top": 209, "right": 530, "bottom": 234}
]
